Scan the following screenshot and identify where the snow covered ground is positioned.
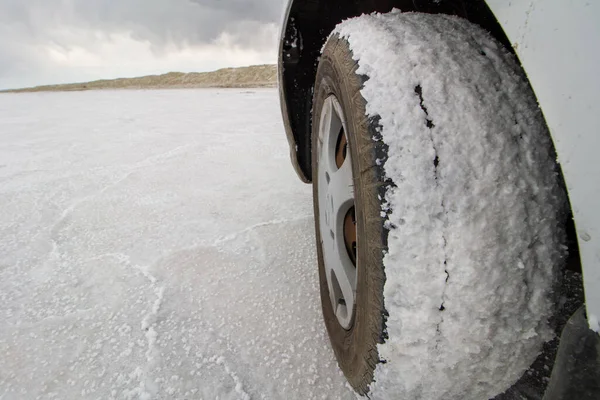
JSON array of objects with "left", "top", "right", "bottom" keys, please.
[{"left": 0, "top": 89, "right": 356, "bottom": 399}]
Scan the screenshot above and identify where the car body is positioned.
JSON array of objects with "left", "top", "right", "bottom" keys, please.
[{"left": 278, "top": 0, "right": 599, "bottom": 397}]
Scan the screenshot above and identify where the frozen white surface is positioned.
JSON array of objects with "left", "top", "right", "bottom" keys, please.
[
  {"left": 0, "top": 89, "right": 356, "bottom": 400},
  {"left": 335, "top": 11, "right": 567, "bottom": 400}
]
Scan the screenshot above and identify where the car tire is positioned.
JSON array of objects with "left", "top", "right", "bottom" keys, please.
[{"left": 311, "top": 12, "right": 568, "bottom": 399}]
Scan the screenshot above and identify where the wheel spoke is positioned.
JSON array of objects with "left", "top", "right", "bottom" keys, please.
[
  {"left": 322, "top": 229, "right": 356, "bottom": 328},
  {"left": 332, "top": 253, "right": 356, "bottom": 323},
  {"left": 329, "top": 157, "right": 354, "bottom": 232}
]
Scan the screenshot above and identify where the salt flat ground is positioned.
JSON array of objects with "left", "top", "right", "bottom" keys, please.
[{"left": 0, "top": 89, "right": 355, "bottom": 400}]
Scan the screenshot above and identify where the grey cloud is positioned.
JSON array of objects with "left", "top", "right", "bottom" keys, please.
[
  {"left": 1, "top": 0, "right": 286, "bottom": 48},
  {"left": 0, "top": 0, "right": 286, "bottom": 88}
]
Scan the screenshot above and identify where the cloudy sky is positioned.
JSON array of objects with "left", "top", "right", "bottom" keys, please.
[{"left": 0, "top": 0, "right": 287, "bottom": 89}]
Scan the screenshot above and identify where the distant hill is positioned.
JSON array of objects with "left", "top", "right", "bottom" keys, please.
[{"left": 2, "top": 64, "right": 277, "bottom": 93}]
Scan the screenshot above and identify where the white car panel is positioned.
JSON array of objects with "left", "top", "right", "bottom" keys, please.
[{"left": 486, "top": 0, "right": 600, "bottom": 331}]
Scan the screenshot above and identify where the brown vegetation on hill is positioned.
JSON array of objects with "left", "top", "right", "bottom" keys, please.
[{"left": 2, "top": 64, "right": 277, "bottom": 93}]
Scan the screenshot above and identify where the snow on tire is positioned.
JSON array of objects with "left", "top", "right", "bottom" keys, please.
[{"left": 313, "top": 11, "right": 569, "bottom": 400}]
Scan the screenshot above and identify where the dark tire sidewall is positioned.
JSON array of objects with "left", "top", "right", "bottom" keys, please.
[{"left": 311, "top": 35, "right": 387, "bottom": 393}]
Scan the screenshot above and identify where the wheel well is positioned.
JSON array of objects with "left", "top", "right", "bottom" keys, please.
[{"left": 280, "top": 0, "right": 512, "bottom": 182}]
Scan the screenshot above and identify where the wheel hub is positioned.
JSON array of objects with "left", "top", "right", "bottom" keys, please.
[{"left": 317, "top": 95, "right": 357, "bottom": 330}]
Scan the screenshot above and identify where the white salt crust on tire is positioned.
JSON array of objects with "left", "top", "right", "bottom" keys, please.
[{"left": 334, "top": 11, "right": 567, "bottom": 400}]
